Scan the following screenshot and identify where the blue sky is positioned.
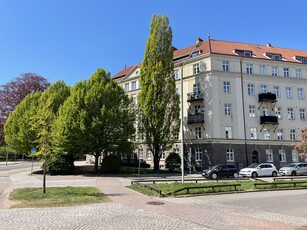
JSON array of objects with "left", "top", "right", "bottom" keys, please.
[{"left": 1, "top": 0, "right": 307, "bottom": 86}]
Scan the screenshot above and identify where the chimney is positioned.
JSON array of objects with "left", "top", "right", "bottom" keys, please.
[
  {"left": 195, "top": 37, "right": 203, "bottom": 46},
  {"left": 266, "top": 43, "right": 272, "bottom": 48}
]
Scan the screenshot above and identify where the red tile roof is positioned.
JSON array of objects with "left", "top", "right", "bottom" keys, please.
[{"left": 112, "top": 38, "right": 307, "bottom": 79}]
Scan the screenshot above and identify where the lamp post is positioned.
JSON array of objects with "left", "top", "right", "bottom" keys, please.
[{"left": 180, "top": 40, "right": 202, "bottom": 183}]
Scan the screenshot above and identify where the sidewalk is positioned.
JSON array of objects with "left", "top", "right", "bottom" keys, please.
[{"left": 95, "top": 177, "right": 303, "bottom": 230}]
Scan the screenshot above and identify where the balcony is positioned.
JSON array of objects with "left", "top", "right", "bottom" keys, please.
[
  {"left": 260, "top": 115, "right": 278, "bottom": 125},
  {"left": 187, "top": 92, "right": 203, "bottom": 102},
  {"left": 187, "top": 113, "right": 204, "bottom": 124},
  {"left": 258, "top": 93, "right": 277, "bottom": 103}
]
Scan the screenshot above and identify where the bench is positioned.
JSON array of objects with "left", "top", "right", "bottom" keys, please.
[
  {"left": 254, "top": 181, "right": 307, "bottom": 188},
  {"left": 169, "top": 183, "right": 241, "bottom": 196}
]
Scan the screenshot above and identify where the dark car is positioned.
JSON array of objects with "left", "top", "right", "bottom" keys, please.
[{"left": 202, "top": 164, "right": 239, "bottom": 179}]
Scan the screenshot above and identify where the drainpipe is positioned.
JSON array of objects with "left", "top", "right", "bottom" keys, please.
[{"left": 240, "top": 58, "right": 249, "bottom": 166}]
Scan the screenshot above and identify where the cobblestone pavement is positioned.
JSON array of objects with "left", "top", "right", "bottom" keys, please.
[{"left": 1, "top": 163, "right": 307, "bottom": 229}]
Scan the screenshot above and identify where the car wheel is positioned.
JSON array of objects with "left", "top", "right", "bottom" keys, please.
[
  {"left": 272, "top": 171, "right": 277, "bottom": 177},
  {"left": 211, "top": 173, "right": 218, "bottom": 180},
  {"left": 251, "top": 172, "right": 257, "bottom": 178},
  {"left": 291, "top": 171, "right": 297, "bottom": 176},
  {"left": 233, "top": 172, "right": 239, "bottom": 178}
]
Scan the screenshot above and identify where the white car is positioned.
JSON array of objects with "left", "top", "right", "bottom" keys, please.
[
  {"left": 279, "top": 163, "right": 307, "bottom": 176},
  {"left": 239, "top": 163, "right": 278, "bottom": 178}
]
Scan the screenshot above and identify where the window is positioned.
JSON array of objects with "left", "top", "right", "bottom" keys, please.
[
  {"left": 260, "top": 85, "right": 268, "bottom": 93},
  {"left": 193, "top": 63, "right": 200, "bottom": 74},
  {"left": 266, "top": 149, "right": 273, "bottom": 162},
  {"left": 283, "top": 68, "right": 290, "bottom": 77},
  {"left": 300, "top": 108, "right": 306, "bottom": 120},
  {"left": 124, "top": 83, "right": 129, "bottom": 92},
  {"left": 273, "top": 86, "right": 280, "bottom": 97},
  {"left": 295, "top": 56, "right": 307, "bottom": 63},
  {"left": 286, "top": 87, "right": 292, "bottom": 99},
  {"left": 298, "top": 88, "right": 305, "bottom": 100},
  {"left": 161, "top": 150, "right": 165, "bottom": 160},
  {"left": 277, "top": 129, "right": 283, "bottom": 140},
  {"left": 223, "top": 81, "right": 230, "bottom": 93},
  {"left": 287, "top": 108, "right": 295, "bottom": 120},
  {"left": 275, "top": 107, "right": 282, "bottom": 119},
  {"left": 264, "top": 129, "right": 271, "bottom": 140},
  {"left": 296, "top": 69, "right": 302, "bottom": 79},
  {"left": 246, "top": 64, "right": 253, "bottom": 74},
  {"left": 259, "top": 65, "right": 266, "bottom": 75},
  {"left": 224, "top": 104, "right": 232, "bottom": 115},
  {"left": 195, "top": 127, "right": 202, "bottom": 139},
  {"left": 147, "top": 149, "right": 152, "bottom": 159},
  {"left": 174, "top": 70, "right": 179, "bottom": 80},
  {"left": 235, "top": 50, "right": 252, "bottom": 57},
  {"left": 225, "top": 126, "right": 232, "bottom": 139},
  {"left": 131, "top": 81, "right": 137, "bottom": 90},
  {"left": 226, "top": 148, "right": 234, "bottom": 162},
  {"left": 290, "top": 129, "right": 296, "bottom": 141},
  {"left": 131, "top": 95, "right": 137, "bottom": 105},
  {"left": 266, "top": 53, "right": 282, "bottom": 60},
  {"left": 250, "top": 128, "right": 257, "bottom": 139},
  {"left": 262, "top": 107, "right": 269, "bottom": 116},
  {"left": 222, "top": 61, "right": 229, "bottom": 72},
  {"left": 279, "top": 149, "right": 286, "bottom": 162},
  {"left": 195, "top": 148, "right": 202, "bottom": 161},
  {"left": 249, "top": 105, "right": 256, "bottom": 117},
  {"left": 194, "top": 105, "right": 202, "bottom": 114},
  {"left": 272, "top": 66, "right": 278, "bottom": 76},
  {"left": 193, "top": 83, "right": 200, "bottom": 94},
  {"left": 292, "top": 149, "right": 299, "bottom": 162},
  {"left": 247, "top": 84, "right": 255, "bottom": 96},
  {"left": 175, "top": 88, "right": 178, "bottom": 95}
]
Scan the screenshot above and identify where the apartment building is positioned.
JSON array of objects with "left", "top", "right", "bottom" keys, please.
[{"left": 112, "top": 37, "right": 307, "bottom": 170}]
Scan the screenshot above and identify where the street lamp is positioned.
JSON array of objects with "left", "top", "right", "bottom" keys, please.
[{"left": 180, "top": 39, "right": 202, "bottom": 183}]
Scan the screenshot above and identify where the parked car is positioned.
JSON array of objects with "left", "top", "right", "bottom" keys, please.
[
  {"left": 279, "top": 163, "right": 307, "bottom": 176},
  {"left": 239, "top": 163, "right": 278, "bottom": 178},
  {"left": 202, "top": 164, "right": 239, "bottom": 180}
]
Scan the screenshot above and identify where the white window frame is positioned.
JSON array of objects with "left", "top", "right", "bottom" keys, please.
[
  {"left": 275, "top": 107, "right": 282, "bottom": 119},
  {"left": 300, "top": 108, "right": 306, "bottom": 120},
  {"left": 131, "top": 81, "right": 137, "bottom": 90},
  {"left": 260, "top": 85, "right": 268, "bottom": 93},
  {"left": 284, "top": 68, "right": 290, "bottom": 77},
  {"left": 222, "top": 61, "right": 229, "bottom": 72},
  {"left": 247, "top": 84, "right": 254, "bottom": 96},
  {"left": 124, "top": 83, "right": 129, "bottom": 92},
  {"left": 287, "top": 108, "right": 295, "bottom": 120},
  {"left": 272, "top": 66, "right": 278, "bottom": 76},
  {"left": 286, "top": 87, "right": 293, "bottom": 99},
  {"left": 266, "top": 149, "right": 273, "bottom": 162},
  {"left": 298, "top": 88, "right": 305, "bottom": 100},
  {"left": 290, "top": 129, "right": 296, "bottom": 141},
  {"left": 195, "top": 127, "right": 202, "bottom": 139},
  {"left": 292, "top": 149, "right": 299, "bottom": 162},
  {"left": 195, "top": 148, "right": 202, "bottom": 161},
  {"left": 264, "top": 129, "right": 271, "bottom": 140},
  {"left": 279, "top": 149, "right": 286, "bottom": 162},
  {"left": 273, "top": 86, "right": 280, "bottom": 97},
  {"left": 193, "top": 63, "right": 200, "bottom": 74},
  {"left": 225, "top": 126, "right": 233, "bottom": 139},
  {"left": 259, "top": 65, "right": 266, "bottom": 75},
  {"left": 249, "top": 105, "right": 256, "bottom": 118},
  {"left": 277, "top": 129, "right": 283, "bottom": 140},
  {"left": 224, "top": 103, "right": 232, "bottom": 115},
  {"left": 226, "top": 148, "right": 234, "bottom": 162},
  {"left": 296, "top": 69, "right": 302, "bottom": 79},
  {"left": 246, "top": 63, "right": 253, "bottom": 74},
  {"left": 223, "top": 81, "right": 230, "bottom": 94},
  {"left": 250, "top": 127, "right": 257, "bottom": 139}
]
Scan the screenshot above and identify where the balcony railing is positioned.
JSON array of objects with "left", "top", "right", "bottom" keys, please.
[
  {"left": 260, "top": 115, "right": 278, "bottom": 125},
  {"left": 187, "top": 113, "right": 204, "bottom": 124},
  {"left": 187, "top": 92, "right": 203, "bottom": 102},
  {"left": 258, "top": 93, "right": 277, "bottom": 103}
]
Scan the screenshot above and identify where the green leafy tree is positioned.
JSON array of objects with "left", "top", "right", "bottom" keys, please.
[
  {"left": 53, "top": 68, "right": 135, "bottom": 172},
  {"left": 138, "top": 14, "right": 180, "bottom": 171},
  {"left": 4, "top": 92, "right": 42, "bottom": 154}
]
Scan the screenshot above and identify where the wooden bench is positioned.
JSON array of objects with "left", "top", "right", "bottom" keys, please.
[
  {"left": 254, "top": 181, "right": 307, "bottom": 188},
  {"left": 170, "top": 183, "right": 241, "bottom": 196}
]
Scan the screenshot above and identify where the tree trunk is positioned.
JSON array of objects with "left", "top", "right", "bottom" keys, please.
[
  {"left": 42, "top": 158, "right": 46, "bottom": 193},
  {"left": 94, "top": 154, "right": 99, "bottom": 172},
  {"left": 153, "top": 146, "right": 160, "bottom": 172}
]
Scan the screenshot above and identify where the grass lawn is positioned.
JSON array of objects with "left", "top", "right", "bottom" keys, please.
[
  {"left": 9, "top": 186, "right": 110, "bottom": 208},
  {"left": 130, "top": 179, "right": 307, "bottom": 196}
]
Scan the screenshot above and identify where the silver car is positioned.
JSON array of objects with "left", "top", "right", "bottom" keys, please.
[
  {"left": 239, "top": 163, "right": 278, "bottom": 178},
  {"left": 279, "top": 163, "right": 307, "bottom": 176}
]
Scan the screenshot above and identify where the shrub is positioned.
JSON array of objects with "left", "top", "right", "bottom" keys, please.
[
  {"left": 165, "top": 152, "right": 181, "bottom": 171},
  {"left": 46, "top": 154, "right": 75, "bottom": 175},
  {"left": 101, "top": 154, "right": 122, "bottom": 174}
]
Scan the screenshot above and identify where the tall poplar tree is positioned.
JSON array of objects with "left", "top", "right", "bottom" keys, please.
[{"left": 138, "top": 14, "right": 180, "bottom": 171}]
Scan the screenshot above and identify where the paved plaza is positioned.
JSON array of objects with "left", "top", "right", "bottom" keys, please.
[{"left": 0, "top": 161, "right": 307, "bottom": 229}]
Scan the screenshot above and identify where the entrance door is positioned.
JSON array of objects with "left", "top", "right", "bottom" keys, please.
[{"left": 252, "top": 150, "right": 259, "bottom": 163}]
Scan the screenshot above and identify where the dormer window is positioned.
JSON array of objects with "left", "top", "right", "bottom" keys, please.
[
  {"left": 191, "top": 51, "right": 200, "bottom": 58},
  {"left": 235, "top": 49, "right": 252, "bottom": 57},
  {"left": 266, "top": 53, "right": 282, "bottom": 61},
  {"left": 295, "top": 56, "right": 307, "bottom": 63}
]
